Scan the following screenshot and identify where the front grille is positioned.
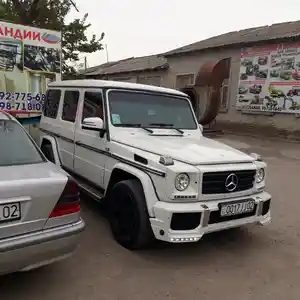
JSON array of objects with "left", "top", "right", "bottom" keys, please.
[{"left": 202, "top": 170, "right": 256, "bottom": 194}]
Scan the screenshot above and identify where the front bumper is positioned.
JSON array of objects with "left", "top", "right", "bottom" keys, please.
[
  {"left": 0, "top": 218, "right": 85, "bottom": 275},
  {"left": 150, "top": 192, "right": 271, "bottom": 243}
]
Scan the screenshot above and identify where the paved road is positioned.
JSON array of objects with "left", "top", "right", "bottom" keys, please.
[{"left": 2, "top": 134, "right": 300, "bottom": 300}]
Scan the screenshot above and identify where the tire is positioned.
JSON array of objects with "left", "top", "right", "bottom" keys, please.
[
  {"left": 41, "top": 143, "right": 55, "bottom": 163},
  {"left": 107, "top": 179, "right": 154, "bottom": 250}
]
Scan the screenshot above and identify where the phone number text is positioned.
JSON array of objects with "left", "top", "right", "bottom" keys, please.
[
  {"left": 0, "top": 102, "right": 44, "bottom": 111},
  {"left": 0, "top": 92, "right": 46, "bottom": 102}
]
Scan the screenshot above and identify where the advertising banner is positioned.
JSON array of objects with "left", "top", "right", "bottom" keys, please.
[
  {"left": 0, "top": 21, "right": 61, "bottom": 117},
  {"left": 237, "top": 43, "right": 300, "bottom": 113}
]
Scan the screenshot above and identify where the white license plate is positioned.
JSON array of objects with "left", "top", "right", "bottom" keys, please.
[
  {"left": 0, "top": 202, "right": 21, "bottom": 222},
  {"left": 220, "top": 200, "right": 255, "bottom": 217}
]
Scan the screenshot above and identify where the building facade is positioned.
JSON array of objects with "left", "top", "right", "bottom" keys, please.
[{"left": 85, "top": 20, "right": 300, "bottom": 138}]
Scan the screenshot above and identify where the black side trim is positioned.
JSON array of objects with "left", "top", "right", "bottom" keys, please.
[
  {"left": 39, "top": 128, "right": 73, "bottom": 143},
  {"left": 111, "top": 153, "right": 164, "bottom": 177},
  {"left": 40, "top": 128, "right": 165, "bottom": 177},
  {"left": 75, "top": 141, "right": 106, "bottom": 155},
  {"left": 40, "top": 128, "right": 51, "bottom": 135},
  {"left": 60, "top": 136, "right": 73, "bottom": 143},
  {"left": 75, "top": 141, "right": 165, "bottom": 177},
  {"left": 62, "top": 166, "right": 105, "bottom": 196},
  {"left": 75, "top": 142, "right": 109, "bottom": 156}
]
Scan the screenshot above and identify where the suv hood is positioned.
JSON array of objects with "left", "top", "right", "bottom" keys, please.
[{"left": 113, "top": 134, "right": 255, "bottom": 165}]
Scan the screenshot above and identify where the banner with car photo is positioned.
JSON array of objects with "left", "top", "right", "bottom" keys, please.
[
  {"left": 0, "top": 21, "right": 61, "bottom": 118},
  {"left": 237, "top": 43, "right": 300, "bottom": 113}
]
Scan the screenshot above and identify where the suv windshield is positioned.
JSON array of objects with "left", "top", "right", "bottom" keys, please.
[
  {"left": 0, "top": 120, "right": 45, "bottom": 166},
  {"left": 108, "top": 90, "right": 197, "bottom": 130}
]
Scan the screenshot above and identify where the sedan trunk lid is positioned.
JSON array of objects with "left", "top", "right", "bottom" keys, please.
[{"left": 0, "top": 162, "right": 68, "bottom": 239}]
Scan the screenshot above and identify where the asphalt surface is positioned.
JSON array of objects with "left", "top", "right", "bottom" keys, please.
[{"left": 2, "top": 134, "right": 300, "bottom": 300}]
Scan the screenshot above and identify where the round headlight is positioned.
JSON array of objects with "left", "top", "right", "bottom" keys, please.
[
  {"left": 256, "top": 168, "right": 265, "bottom": 183},
  {"left": 175, "top": 173, "right": 190, "bottom": 191}
]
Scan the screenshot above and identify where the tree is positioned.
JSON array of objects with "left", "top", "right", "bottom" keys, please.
[{"left": 0, "top": 0, "right": 104, "bottom": 76}]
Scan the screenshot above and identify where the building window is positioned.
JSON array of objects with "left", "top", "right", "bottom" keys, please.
[
  {"left": 82, "top": 91, "right": 104, "bottom": 121},
  {"left": 112, "top": 77, "right": 130, "bottom": 81},
  {"left": 62, "top": 91, "right": 80, "bottom": 123},
  {"left": 137, "top": 76, "right": 161, "bottom": 86},
  {"left": 176, "top": 74, "right": 194, "bottom": 89},
  {"left": 112, "top": 77, "right": 136, "bottom": 83},
  {"left": 43, "top": 89, "right": 61, "bottom": 119},
  {"left": 220, "top": 78, "right": 229, "bottom": 111}
]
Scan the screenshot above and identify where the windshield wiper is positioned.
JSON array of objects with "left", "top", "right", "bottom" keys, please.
[
  {"left": 149, "top": 123, "right": 184, "bottom": 134},
  {"left": 141, "top": 127, "right": 153, "bottom": 133},
  {"left": 114, "top": 123, "right": 153, "bottom": 133}
]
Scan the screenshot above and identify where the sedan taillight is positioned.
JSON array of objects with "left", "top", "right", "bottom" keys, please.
[{"left": 49, "top": 176, "right": 81, "bottom": 218}]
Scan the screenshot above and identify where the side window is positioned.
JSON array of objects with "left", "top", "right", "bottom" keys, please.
[
  {"left": 82, "top": 91, "right": 103, "bottom": 121},
  {"left": 62, "top": 90, "right": 79, "bottom": 123},
  {"left": 43, "top": 89, "right": 61, "bottom": 119}
]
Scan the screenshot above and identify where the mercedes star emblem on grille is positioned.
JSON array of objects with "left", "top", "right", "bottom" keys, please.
[{"left": 225, "top": 173, "right": 238, "bottom": 192}]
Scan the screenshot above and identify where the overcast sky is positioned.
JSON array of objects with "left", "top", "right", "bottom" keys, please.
[{"left": 68, "top": 0, "right": 300, "bottom": 68}]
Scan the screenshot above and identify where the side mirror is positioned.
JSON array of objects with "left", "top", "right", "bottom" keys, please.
[{"left": 82, "top": 117, "right": 104, "bottom": 131}]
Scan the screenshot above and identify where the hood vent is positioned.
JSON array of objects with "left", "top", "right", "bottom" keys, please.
[{"left": 134, "top": 154, "right": 148, "bottom": 165}]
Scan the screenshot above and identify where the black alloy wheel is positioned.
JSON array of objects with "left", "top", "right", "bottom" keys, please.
[{"left": 108, "top": 179, "right": 154, "bottom": 250}]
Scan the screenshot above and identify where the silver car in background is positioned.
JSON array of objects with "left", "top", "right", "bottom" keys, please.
[{"left": 0, "top": 111, "right": 85, "bottom": 275}]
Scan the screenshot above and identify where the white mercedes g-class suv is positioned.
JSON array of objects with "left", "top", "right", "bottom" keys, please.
[{"left": 39, "top": 79, "right": 271, "bottom": 250}]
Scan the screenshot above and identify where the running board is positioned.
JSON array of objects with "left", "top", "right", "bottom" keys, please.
[
  {"left": 78, "top": 180, "right": 104, "bottom": 202},
  {"left": 64, "top": 170, "right": 105, "bottom": 202}
]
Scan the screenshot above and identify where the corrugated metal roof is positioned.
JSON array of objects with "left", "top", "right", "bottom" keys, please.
[
  {"left": 85, "top": 55, "right": 168, "bottom": 76},
  {"left": 84, "top": 59, "right": 132, "bottom": 76},
  {"left": 78, "top": 62, "right": 116, "bottom": 75},
  {"left": 164, "top": 20, "right": 300, "bottom": 56},
  {"left": 78, "top": 64, "right": 101, "bottom": 74}
]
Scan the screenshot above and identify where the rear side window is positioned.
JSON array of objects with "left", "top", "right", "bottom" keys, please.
[
  {"left": 82, "top": 91, "right": 103, "bottom": 121},
  {"left": 62, "top": 91, "right": 79, "bottom": 123},
  {"left": 43, "top": 89, "right": 61, "bottom": 119},
  {"left": 0, "top": 120, "right": 45, "bottom": 166}
]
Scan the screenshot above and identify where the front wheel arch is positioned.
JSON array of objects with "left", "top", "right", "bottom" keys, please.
[{"left": 105, "top": 163, "right": 160, "bottom": 217}]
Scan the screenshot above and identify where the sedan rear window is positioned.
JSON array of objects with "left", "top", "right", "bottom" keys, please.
[{"left": 0, "top": 120, "right": 45, "bottom": 166}]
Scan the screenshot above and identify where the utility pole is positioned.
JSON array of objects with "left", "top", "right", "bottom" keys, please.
[
  {"left": 84, "top": 56, "right": 87, "bottom": 73},
  {"left": 105, "top": 44, "right": 109, "bottom": 62},
  {"left": 69, "top": 0, "right": 79, "bottom": 11}
]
